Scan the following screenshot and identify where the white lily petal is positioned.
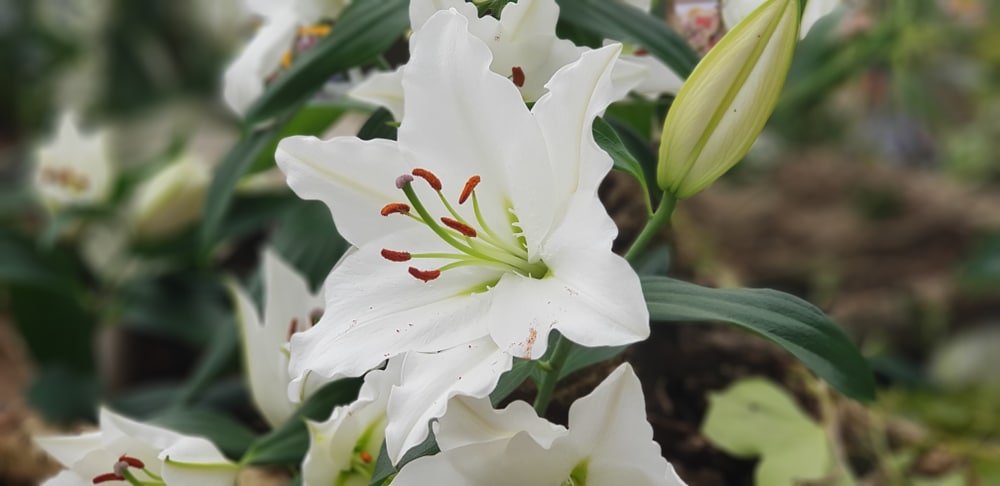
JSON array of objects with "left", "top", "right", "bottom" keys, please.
[
  {"left": 223, "top": 11, "right": 299, "bottom": 115},
  {"left": 435, "top": 396, "right": 565, "bottom": 451},
  {"left": 347, "top": 67, "right": 405, "bottom": 120},
  {"left": 398, "top": 10, "right": 549, "bottom": 254},
  {"left": 566, "top": 364, "right": 678, "bottom": 484},
  {"left": 385, "top": 339, "right": 512, "bottom": 463},
  {"left": 303, "top": 359, "right": 400, "bottom": 486},
  {"left": 625, "top": 53, "right": 685, "bottom": 97},
  {"left": 276, "top": 136, "right": 416, "bottom": 247},
  {"left": 410, "top": 0, "right": 473, "bottom": 30},
  {"left": 288, "top": 227, "right": 500, "bottom": 396},
  {"left": 34, "top": 432, "right": 110, "bottom": 481},
  {"left": 160, "top": 437, "right": 239, "bottom": 486},
  {"left": 528, "top": 44, "right": 634, "bottom": 245},
  {"left": 33, "top": 111, "right": 113, "bottom": 211}
]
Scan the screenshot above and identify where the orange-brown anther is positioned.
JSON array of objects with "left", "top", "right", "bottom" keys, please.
[
  {"left": 634, "top": 47, "right": 649, "bottom": 56},
  {"left": 411, "top": 168, "right": 442, "bottom": 191},
  {"left": 511, "top": 66, "right": 525, "bottom": 87},
  {"left": 93, "top": 472, "right": 125, "bottom": 484},
  {"left": 380, "top": 203, "right": 411, "bottom": 216},
  {"left": 408, "top": 267, "right": 441, "bottom": 282},
  {"left": 359, "top": 451, "right": 373, "bottom": 464},
  {"left": 440, "top": 217, "right": 477, "bottom": 238},
  {"left": 459, "top": 175, "right": 481, "bottom": 204},
  {"left": 380, "top": 249, "right": 412, "bottom": 262},
  {"left": 118, "top": 455, "right": 145, "bottom": 469},
  {"left": 287, "top": 318, "right": 299, "bottom": 341}
]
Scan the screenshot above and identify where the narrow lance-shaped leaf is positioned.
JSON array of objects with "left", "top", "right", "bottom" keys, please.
[
  {"left": 642, "top": 276, "right": 876, "bottom": 401},
  {"left": 657, "top": 0, "right": 799, "bottom": 198}
]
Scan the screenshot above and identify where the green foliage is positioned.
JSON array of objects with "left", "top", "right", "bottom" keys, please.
[
  {"left": 642, "top": 276, "right": 876, "bottom": 401},
  {"left": 702, "top": 377, "right": 854, "bottom": 485},
  {"left": 150, "top": 407, "right": 257, "bottom": 460},
  {"left": 594, "top": 117, "right": 654, "bottom": 214}
]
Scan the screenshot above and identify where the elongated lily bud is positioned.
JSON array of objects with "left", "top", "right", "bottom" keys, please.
[{"left": 657, "top": 0, "right": 800, "bottom": 199}]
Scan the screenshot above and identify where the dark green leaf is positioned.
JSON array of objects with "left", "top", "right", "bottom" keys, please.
[
  {"left": 150, "top": 407, "right": 257, "bottom": 459},
  {"left": 369, "top": 427, "right": 439, "bottom": 486},
  {"left": 556, "top": 0, "right": 699, "bottom": 78},
  {"left": 9, "top": 285, "right": 95, "bottom": 370},
  {"left": 242, "top": 378, "right": 362, "bottom": 465},
  {"left": 490, "top": 359, "right": 533, "bottom": 406},
  {"left": 244, "top": 0, "right": 410, "bottom": 124},
  {"left": 27, "top": 365, "right": 99, "bottom": 424},
  {"left": 0, "top": 229, "right": 80, "bottom": 291},
  {"left": 594, "top": 117, "right": 652, "bottom": 214},
  {"left": 173, "top": 322, "right": 240, "bottom": 408},
  {"left": 271, "top": 199, "right": 349, "bottom": 292},
  {"left": 248, "top": 103, "right": 353, "bottom": 174},
  {"left": 358, "top": 108, "right": 399, "bottom": 141},
  {"left": 118, "top": 272, "right": 231, "bottom": 345},
  {"left": 560, "top": 344, "right": 628, "bottom": 380},
  {"left": 642, "top": 276, "right": 876, "bottom": 401}
]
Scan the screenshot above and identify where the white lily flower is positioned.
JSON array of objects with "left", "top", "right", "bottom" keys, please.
[
  {"left": 617, "top": 0, "right": 685, "bottom": 98},
  {"left": 393, "top": 364, "right": 686, "bottom": 486},
  {"left": 223, "top": 0, "right": 351, "bottom": 115},
  {"left": 230, "top": 249, "right": 325, "bottom": 427},
  {"left": 276, "top": 10, "right": 648, "bottom": 462},
  {"left": 128, "top": 154, "right": 211, "bottom": 241},
  {"left": 32, "top": 111, "right": 114, "bottom": 212},
  {"left": 301, "top": 358, "right": 401, "bottom": 486},
  {"left": 723, "top": 0, "right": 842, "bottom": 38},
  {"left": 350, "top": 0, "right": 650, "bottom": 119},
  {"left": 34, "top": 408, "right": 238, "bottom": 486}
]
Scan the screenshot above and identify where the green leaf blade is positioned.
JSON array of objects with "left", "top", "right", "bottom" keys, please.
[{"left": 642, "top": 276, "right": 876, "bottom": 401}]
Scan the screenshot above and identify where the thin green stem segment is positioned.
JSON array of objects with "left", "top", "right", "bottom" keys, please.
[
  {"left": 533, "top": 335, "right": 576, "bottom": 415},
  {"left": 623, "top": 193, "right": 678, "bottom": 264}
]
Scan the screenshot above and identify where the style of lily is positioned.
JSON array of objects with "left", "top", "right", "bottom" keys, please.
[
  {"left": 33, "top": 111, "right": 114, "bottom": 213},
  {"left": 723, "top": 0, "right": 842, "bottom": 38},
  {"left": 34, "top": 407, "right": 238, "bottom": 486},
  {"left": 276, "top": 10, "right": 648, "bottom": 463},
  {"left": 223, "top": 0, "right": 351, "bottom": 115},
  {"left": 350, "top": 0, "right": 652, "bottom": 120},
  {"left": 301, "top": 358, "right": 401, "bottom": 486},
  {"left": 230, "top": 249, "right": 325, "bottom": 427},
  {"left": 392, "top": 364, "right": 686, "bottom": 486}
]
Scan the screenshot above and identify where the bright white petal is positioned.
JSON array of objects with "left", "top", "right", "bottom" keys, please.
[
  {"left": 526, "top": 44, "right": 634, "bottom": 248},
  {"left": 275, "top": 135, "right": 416, "bottom": 247},
  {"left": 435, "top": 396, "right": 565, "bottom": 451},
  {"left": 801, "top": 0, "right": 841, "bottom": 36},
  {"left": 384, "top": 339, "right": 512, "bottom": 463},
  {"left": 347, "top": 68, "right": 405, "bottom": 119},
  {"left": 34, "top": 432, "right": 110, "bottom": 481},
  {"left": 160, "top": 438, "right": 239, "bottom": 486},
  {"left": 288, "top": 227, "right": 501, "bottom": 397},
  {"left": 566, "top": 364, "right": 676, "bottom": 484},
  {"left": 409, "top": 0, "right": 474, "bottom": 30},
  {"left": 222, "top": 12, "right": 298, "bottom": 115},
  {"left": 397, "top": 10, "right": 549, "bottom": 253},
  {"left": 625, "top": 53, "right": 685, "bottom": 97},
  {"left": 33, "top": 111, "right": 113, "bottom": 209}
]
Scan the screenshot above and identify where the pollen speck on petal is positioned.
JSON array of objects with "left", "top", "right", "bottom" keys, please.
[
  {"left": 411, "top": 168, "right": 442, "bottom": 191},
  {"left": 408, "top": 267, "right": 441, "bottom": 282},
  {"left": 380, "top": 203, "right": 411, "bottom": 216}
]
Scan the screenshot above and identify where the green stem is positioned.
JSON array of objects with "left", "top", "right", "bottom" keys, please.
[
  {"left": 533, "top": 336, "right": 575, "bottom": 415},
  {"left": 623, "top": 193, "right": 678, "bottom": 264}
]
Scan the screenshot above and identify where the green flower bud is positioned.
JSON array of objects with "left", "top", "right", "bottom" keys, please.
[{"left": 657, "top": 0, "right": 800, "bottom": 199}]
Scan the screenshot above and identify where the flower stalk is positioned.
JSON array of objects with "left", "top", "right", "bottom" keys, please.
[{"left": 533, "top": 335, "right": 576, "bottom": 415}]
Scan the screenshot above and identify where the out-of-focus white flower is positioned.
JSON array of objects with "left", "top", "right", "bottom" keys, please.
[
  {"left": 128, "top": 154, "right": 210, "bottom": 241},
  {"left": 277, "top": 10, "right": 648, "bottom": 463},
  {"left": 301, "top": 359, "right": 401, "bottom": 486},
  {"left": 33, "top": 112, "right": 114, "bottom": 213},
  {"left": 617, "top": 0, "right": 685, "bottom": 98},
  {"left": 392, "top": 364, "right": 686, "bottom": 486},
  {"left": 34, "top": 408, "right": 238, "bottom": 486},
  {"left": 223, "top": 0, "right": 352, "bottom": 115},
  {"left": 723, "top": 0, "right": 841, "bottom": 38},
  {"left": 230, "top": 249, "right": 325, "bottom": 427},
  {"left": 350, "top": 0, "right": 649, "bottom": 119}
]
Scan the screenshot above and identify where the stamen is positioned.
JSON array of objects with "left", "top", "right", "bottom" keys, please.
[
  {"left": 93, "top": 472, "right": 125, "bottom": 484},
  {"left": 411, "top": 168, "right": 442, "bottom": 191},
  {"left": 297, "top": 25, "right": 332, "bottom": 37},
  {"left": 511, "top": 66, "right": 525, "bottom": 87},
  {"left": 359, "top": 451, "right": 373, "bottom": 464},
  {"left": 380, "top": 203, "right": 411, "bottom": 216},
  {"left": 381, "top": 249, "right": 412, "bottom": 262},
  {"left": 287, "top": 318, "right": 299, "bottom": 341},
  {"left": 118, "top": 455, "right": 145, "bottom": 469},
  {"left": 441, "top": 217, "right": 477, "bottom": 238},
  {"left": 634, "top": 47, "right": 649, "bottom": 56},
  {"left": 459, "top": 176, "right": 480, "bottom": 204},
  {"left": 395, "top": 174, "right": 414, "bottom": 189},
  {"left": 281, "top": 50, "right": 293, "bottom": 69},
  {"left": 408, "top": 267, "right": 441, "bottom": 282}
]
